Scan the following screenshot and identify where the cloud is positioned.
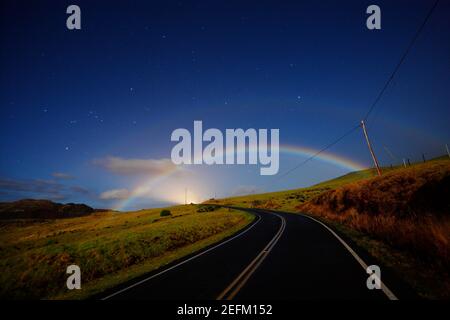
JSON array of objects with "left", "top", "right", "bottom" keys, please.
[
  {"left": 52, "top": 172, "right": 74, "bottom": 180},
  {"left": 94, "top": 157, "right": 178, "bottom": 176},
  {"left": 0, "top": 178, "right": 68, "bottom": 201},
  {"left": 70, "top": 186, "right": 91, "bottom": 195},
  {"left": 100, "top": 188, "right": 130, "bottom": 200},
  {"left": 0, "top": 178, "right": 64, "bottom": 195},
  {"left": 0, "top": 178, "right": 92, "bottom": 202}
]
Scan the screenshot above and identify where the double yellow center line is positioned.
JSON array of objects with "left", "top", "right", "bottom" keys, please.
[{"left": 217, "top": 212, "right": 286, "bottom": 300}]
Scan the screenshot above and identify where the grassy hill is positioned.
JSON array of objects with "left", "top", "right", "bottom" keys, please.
[
  {"left": 2, "top": 158, "right": 448, "bottom": 299},
  {"left": 206, "top": 157, "right": 450, "bottom": 299},
  {"left": 300, "top": 160, "right": 450, "bottom": 298},
  {"left": 205, "top": 167, "right": 382, "bottom": 211},
  {"left": 0, "top": 204, "right": 253, "bottom": 299},
  {"left": 206, "top": 158, "right": 449, "bottom": 212}
]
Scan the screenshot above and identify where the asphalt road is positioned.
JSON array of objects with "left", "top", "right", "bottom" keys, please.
[{"left": 100, "top": 208, "right": 394, "bottom": 300}]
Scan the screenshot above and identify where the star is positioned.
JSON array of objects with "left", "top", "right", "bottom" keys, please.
[{"left": 65, "top": 146, "right": 70, "bottom": 151}]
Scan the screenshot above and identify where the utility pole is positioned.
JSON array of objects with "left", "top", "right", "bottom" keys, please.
[{"left": 361, "top": 120, "right": 382, "bottom": 176}]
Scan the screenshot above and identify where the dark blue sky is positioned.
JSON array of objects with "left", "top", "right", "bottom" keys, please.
[{"left": 1, "top": 0, "right": 449, "bottom": 209}]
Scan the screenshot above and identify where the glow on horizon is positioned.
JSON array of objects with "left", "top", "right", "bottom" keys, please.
[{"left": 113, "top": 144, "right": 367, "bottom": 211}]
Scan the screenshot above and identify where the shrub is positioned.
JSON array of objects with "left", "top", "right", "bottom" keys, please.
[
  {"left": 251, "top": 200, "right": 262, "bottom": 208},
  {"left": 197, "top": 205, "right": 216, "bottom": 213},
  {"left": 160, "top": 209, "right": 171, "bottom": 217}
]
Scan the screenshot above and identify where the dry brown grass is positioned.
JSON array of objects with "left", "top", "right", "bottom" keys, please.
[{"left": 299, "top": 161, "right": 450, "bottom": 297}]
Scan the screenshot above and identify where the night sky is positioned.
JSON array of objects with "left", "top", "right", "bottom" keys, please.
[{"left": 1, "top": 0, "right": 449, "bottom": 210}]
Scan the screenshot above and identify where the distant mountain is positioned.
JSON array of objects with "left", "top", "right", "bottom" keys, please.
[{"left": 0, "top": 199, "right": 95, "bottom": 219}]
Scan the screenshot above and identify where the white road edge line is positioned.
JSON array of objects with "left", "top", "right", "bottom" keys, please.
[
  {"left": 101, "top": 212, "right": 262, "bottom": 300},
  {"left": 298, "top": 212, "right": 399, "bottom": 301}
]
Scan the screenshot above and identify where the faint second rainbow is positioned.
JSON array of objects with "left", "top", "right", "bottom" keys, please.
[
  {"left": 112, "top": 143, "right": 367, "bottom": 211},
  {"left": 279, "top": 144, "right": 367, "bottom": 172}
]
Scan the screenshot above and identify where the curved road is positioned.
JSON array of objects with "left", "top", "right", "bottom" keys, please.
[{"left": 100, "top": 208, "right": 396, "bottom": 300}]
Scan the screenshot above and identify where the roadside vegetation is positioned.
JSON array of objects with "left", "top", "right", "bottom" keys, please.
[
  {"left": 0, "top": 205, "right": 254, "bottom": 299},
  {"left": 206, "top": 157, "right": 450, "bottom": 299}
]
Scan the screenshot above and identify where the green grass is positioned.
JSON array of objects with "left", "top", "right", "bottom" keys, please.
[
  {"left": 0, "top": 205, "right": 254, "bottom": 299},
  {"left": 205, "top": 170, "right": 374, "bottom": 211},
  {"left": 205, "top": 165, "right": 387, "bottom": 211},
  {"left": 206, "top": 156, "right": 450, "bottom": 299},
  {"left": 2, "top": 156, "right": 447, "bottom": 299},
  {"left": 206, "top": 156, "right": 449, "bottom": 212}
]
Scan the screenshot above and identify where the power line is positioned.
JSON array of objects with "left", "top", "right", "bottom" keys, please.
[
  {"left": 363, "top": 0, "right": 440, "bottom": 123},
  {"left": 266, "top": 1, "right": 440, "bottom": 187},
  {"left": 267, "top": 124, "right": 361, "bottom": 187}
]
